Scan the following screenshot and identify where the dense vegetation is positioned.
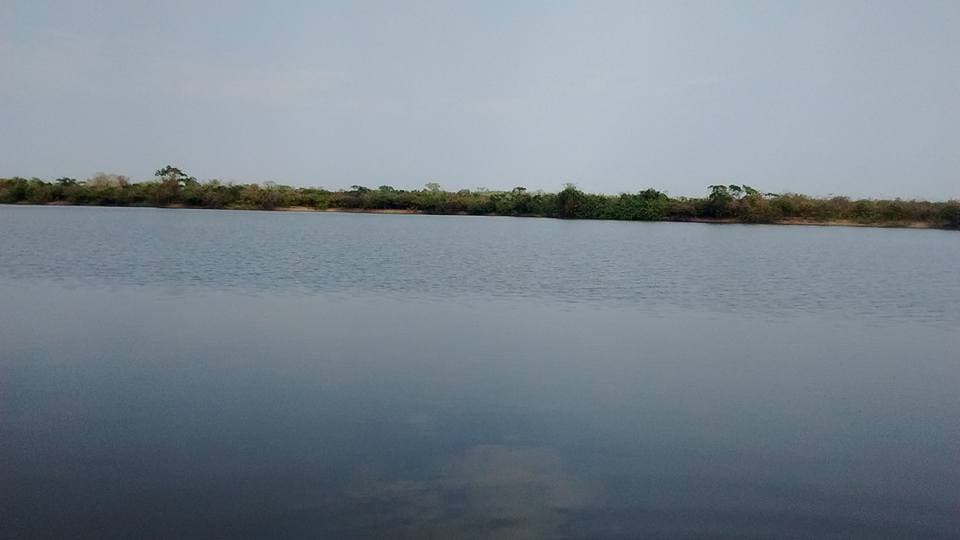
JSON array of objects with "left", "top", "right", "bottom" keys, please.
[{"left": 2, "top": 166, "right": 958, "bottom": 229}]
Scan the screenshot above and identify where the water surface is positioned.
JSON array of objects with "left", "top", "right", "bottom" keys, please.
[{"left": 1, "top": 205, "right": 958, "bottom": 538}]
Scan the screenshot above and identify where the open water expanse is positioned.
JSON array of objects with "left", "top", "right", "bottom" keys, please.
[{"left": 1, "top": 205, "right": 958, "bottom": 538}]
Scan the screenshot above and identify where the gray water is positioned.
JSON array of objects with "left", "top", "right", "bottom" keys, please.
[{"left": 1, "top": 205, "right": 958, "bottom": 538}]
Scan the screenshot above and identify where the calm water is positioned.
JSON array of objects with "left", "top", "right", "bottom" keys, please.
[{"left": 1, "top": 205, "right": 958, "bottom": 538}]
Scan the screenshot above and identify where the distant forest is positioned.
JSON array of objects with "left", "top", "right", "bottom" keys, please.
[{"left": 2, "top": 166, "right": 958, "bottom": 229}]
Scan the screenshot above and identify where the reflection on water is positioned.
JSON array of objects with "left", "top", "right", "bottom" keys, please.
[
  {"left": 1, "top": 206, "right": 958, "bottom": 538},
  {"left": 304, "top": 445, "right": 593, "bottom": 539}
]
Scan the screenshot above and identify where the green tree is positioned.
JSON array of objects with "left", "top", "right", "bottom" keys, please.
[
  {"left": 154, "top": 165, "right": 196, "bottom": 205},
  {"left": 555, "top": 185, "right": 587, "bottom": 218},
  {"left": 155, "top": 165, "right": 196, "bottom": 186},
  {"left": 705, "top": 185, "right": 735, "bottom": 217}
]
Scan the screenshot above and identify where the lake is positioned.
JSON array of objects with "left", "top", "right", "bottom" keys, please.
[{"left": 1, "top": 205, "right": 958, "bottom": 538}]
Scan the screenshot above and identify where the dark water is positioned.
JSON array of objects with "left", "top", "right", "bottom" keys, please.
[{"left": 1, "top": 205, "right": 958, "bottom": 538}]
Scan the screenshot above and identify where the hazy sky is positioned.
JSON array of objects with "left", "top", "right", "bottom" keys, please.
[{"left": 2, "top": 1, "right": 957, "bottom": 198}]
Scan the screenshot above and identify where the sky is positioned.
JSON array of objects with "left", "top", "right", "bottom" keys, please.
[{"left": 1, "top": 1, "right": 957, "bottom": 199}]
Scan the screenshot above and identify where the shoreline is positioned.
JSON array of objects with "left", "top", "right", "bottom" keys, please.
[{"left": 5, "top": 202, "right": 951, "bottom": 230}]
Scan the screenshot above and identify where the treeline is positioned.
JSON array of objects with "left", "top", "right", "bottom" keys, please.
[{"left": 1, "top": 167, "right": 958, "bottom": 229}]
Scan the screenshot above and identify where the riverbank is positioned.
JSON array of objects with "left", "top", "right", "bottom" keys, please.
[
  {"left": 6, "top": 201, "right": 953, "bottom": 230},
  {"left": 307, "top": 207, "right": 943, "bottom": 229},
  {"left": 3, "top": 176, "right": 958, "bottom": 230}
]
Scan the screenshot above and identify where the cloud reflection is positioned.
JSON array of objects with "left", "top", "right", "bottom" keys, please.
[{"left": 343, "top": 445, "right": 593, "bottom": 538}]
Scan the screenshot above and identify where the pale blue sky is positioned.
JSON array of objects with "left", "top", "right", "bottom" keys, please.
[{"left": 2, "top": 1, "right": 957, "bottom": 198}]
